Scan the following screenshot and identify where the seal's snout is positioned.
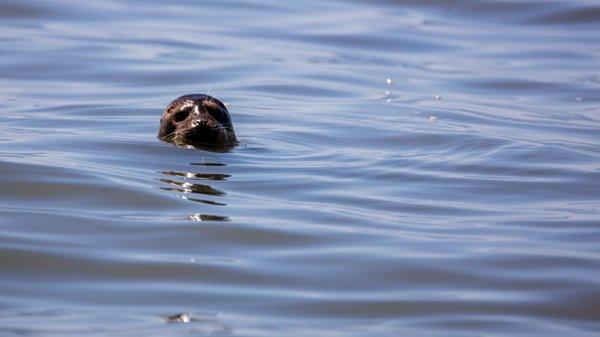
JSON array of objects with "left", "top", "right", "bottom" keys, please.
[{"left": 191, "top": 118, "right": 210, "bottom": 129}]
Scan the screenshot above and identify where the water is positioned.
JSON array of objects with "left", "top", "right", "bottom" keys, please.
[{"left": 1, "top": 0, "right": 599, "bottom": 336}]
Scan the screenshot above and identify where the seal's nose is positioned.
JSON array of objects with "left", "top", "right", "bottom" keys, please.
[{"left": 192, "top": 119, "right": 209, "bottom": 128}]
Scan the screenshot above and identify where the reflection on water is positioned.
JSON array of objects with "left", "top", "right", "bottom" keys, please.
[
  {"left": 190, "top": 162, "right": 227, "bottom": 167},
  {"left": 159, "top": 164, "right": 230, "bottom": 220},
  {"left": 162, "top": 171, "right": 231, "bottom": 181},
  {"left": 185, "top": 213, "right": 229, "bottom": 222},
  {"left": 159, "top": 178, "right": 225, "bottom": 196}
]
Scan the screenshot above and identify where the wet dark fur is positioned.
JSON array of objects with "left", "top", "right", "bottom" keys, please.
[{"left": 158, "top": 94, "right": 237, "bottom": 151}]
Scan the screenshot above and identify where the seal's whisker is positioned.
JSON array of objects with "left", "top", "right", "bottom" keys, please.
[{"left": 162, "top": 129, "right": 180, "bottom": 140}]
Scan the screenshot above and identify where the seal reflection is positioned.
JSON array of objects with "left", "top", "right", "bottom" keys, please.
[{"left": 159, "top": 163, "right": 230, "bottom": 221}]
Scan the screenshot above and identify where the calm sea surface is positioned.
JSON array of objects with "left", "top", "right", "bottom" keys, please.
[{"left": 1, "top": 0, "right": 599, "bottom": 336}]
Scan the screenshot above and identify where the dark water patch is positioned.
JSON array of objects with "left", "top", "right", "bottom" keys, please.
[
  {"left": 300, "top": 33, "right": 455, "bottom": 53},
  {"left": 530, "top": 5, "right": 600, "bottom": 25},
  {"left": 0, "top": 1, "right": 49, "bottom": 19}
]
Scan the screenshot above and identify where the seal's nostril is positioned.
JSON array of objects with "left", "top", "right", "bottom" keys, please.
[{"left": 173, "top": 109, "right": 190, "bottom": 122}]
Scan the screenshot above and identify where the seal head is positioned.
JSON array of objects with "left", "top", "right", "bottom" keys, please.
[{"left": 158, "top": 94, "right": 237, "bottom": 150}]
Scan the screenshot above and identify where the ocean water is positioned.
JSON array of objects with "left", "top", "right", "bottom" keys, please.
[{"left": 1, "top": 0, "right": 599, "bottom": 336}]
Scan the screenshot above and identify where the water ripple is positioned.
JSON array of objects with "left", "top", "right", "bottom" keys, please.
[{"left": 1, "top": 0, "right": 599, "bottom": 336}]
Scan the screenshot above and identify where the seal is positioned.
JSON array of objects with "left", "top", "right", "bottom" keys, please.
[
  {"left": 158, "top": 94, "right": 237, "bottom": 150},
  {"left": 166, "top": 312, "right": 191, "bottom": 323}
]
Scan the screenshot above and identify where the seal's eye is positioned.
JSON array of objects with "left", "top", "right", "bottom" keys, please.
[
  {"left": 203, "top": 102, "right": 224, "bottom": 122},
  {"left": 173, "top": 109, "right": 190, "bottom": 122}
]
